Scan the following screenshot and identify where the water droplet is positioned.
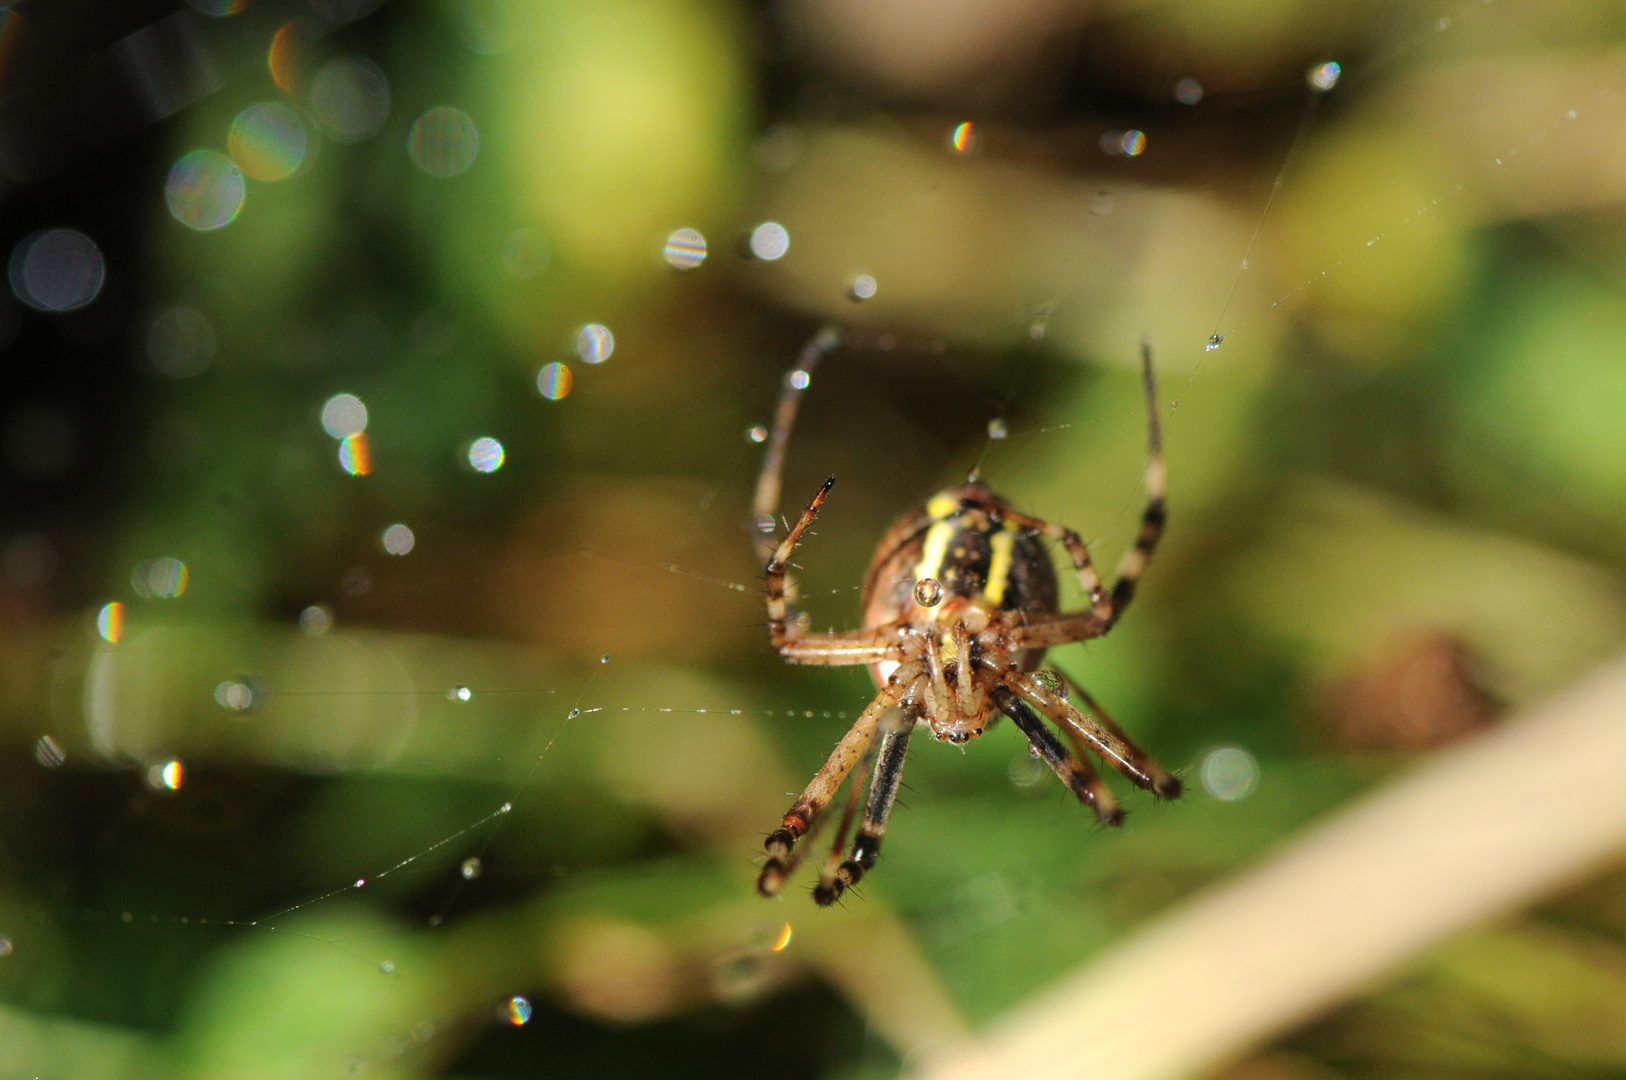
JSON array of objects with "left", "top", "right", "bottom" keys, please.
[
  {"left": 96, "top": 602, "right": 124, "bottom": 643},
  {"left": 9, "top": 229, "right": 105, "bottom": 311},
  {"left": 848, "top": 274, "right": 877, "bottom": 301},
  {"left": 338, "top": 433, "right": 371, "bottom": 476},
  {"left": 34, "top": 735, "right": 64, "bottom": 768},
  {"left": 1201, "top": 745, "right": 1258, "bottom": 801},
  {"left": 599, "top": 653, "right": 610, "bottom": 664},
  {"left": 1007, "top": 752, "right": 1046, "bottom": 788},
  {"left": 228, "top": 102, "right": 309, "bottom": 181},
  {"left": 146, "top": 759, "right": 184, "bottom": 791},
  {"left": 499, "top": 801, "right": 512, "bottom": 812},
  {"left": 1205, "top": 333, "right": 1224, "bottom": 352},
  {"left": 300, "top": 604, "right": 333, "bottom": 635},
  {"left": 749, "top": 221, "right": 790, "bottom": 261},
  {"left": 407, "top": 106, "right": 479, "bottom": 177},
  {"left": 460, "top": 856, "right": 482, "bottom": 880},
  {"left": 382, "top": 524, "right": 416, "bottom": 556},
  {"left": 355, "top": 878, "right": 367, "bottom": 888},
  {"left": 1174, "top": 77, "right": 1203, "bottom": 105},
  {"left": 536, "top": 361, "right": 572, "bottom": 400},
  {"left": 0, "top": 937, "right": 11, "bottom": 957},
  {"left": 771, "top": 921, "right": 793, "bottom": 951},
  {"left": 575, "top": 324, "right": 614, "bottom": 364},
  {"left": 310, "top": 57, "right": 391, "bottom": 143},
  {"left": 148, "top": 307, "right": 216, "bottom": 377},
  {"left": 467, "top": 437, "right": 505, "bottom": 473},
  {"left": 949, "top": 120, "right": 977, "bottom": 153},
  {"left": 503, "top": 995, "right": 532, "bottom": 1026},
  {"left": 986, "top": 417, "right": 1007, "bottom": 440},
  {"left": 1307, "top": 60, "right": 1341, "bottom": 92},
  {"left": 164, "top": 152, "right": 245, "bottom": 231},
  {"left": 747, "top": 425, "right": 768, "bottom": 444},
  {"left": 567, "top": 707, "right": 580, "bottom": 719},
  {"left": 787, "top": 370, "right": 810, "bottom": 390},
  {"left": 663, "top": 227, "right": 707, "bottom": 270},
  {"left": 321, "top": 394, "right": 369, "bottom": 439},
  {"left": 1121, "top": 130, "right": 1147, "bottom": 156},
  {"left": 754, "top": 514, "right": 775, "bottom": 534},
  {"left": 913, "top": 577, "right": 944, "bottom": 607},
  {"left": 448, "top": 685, "right": 472, "bottom": 701},
  {"left": 379, "top": 960, "right": 395, "bottom": 974},
  {"left": 215, "top": 680, "right": 255, "bottom": 711}
]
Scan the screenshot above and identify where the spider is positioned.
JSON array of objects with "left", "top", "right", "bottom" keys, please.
[{"left": 752, "top": 327, "right": 1180, "bottom": 906}]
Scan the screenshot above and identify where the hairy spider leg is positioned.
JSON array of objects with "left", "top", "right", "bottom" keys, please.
[
  {"left": 814, "top": 707, "right": 916, "bottom": 906},
  {"left": 758, "top": 661, "right": 924, "bottom": 897},
  {"left": 1009, "top": 672, "right": 1181, "bottom": 799},
  {"left": 1053, "top": 668, "right": 1181, "bottom": 796},
  {"left": 813, "top": 713, "right": 887, "bottom": 897},
  {"left": 765, "top": 475, "right": 909, "bottom": 664},
  {"left": 753, "top": 324, "right": 843, "bottom": 565},
  {"left": 990, "top": 684, "right": 1121, "bottom": 823},
  {"left": 1004, "top": 341, "right": 1167, "bottom": 650}
]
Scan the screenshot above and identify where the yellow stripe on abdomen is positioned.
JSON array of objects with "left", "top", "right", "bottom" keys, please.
[
  {"left": 914, "top": 521, "right": 954, "bottom": 587},
  {"left": 983, "top": 523, "right": 1018, "bottom": 606}
]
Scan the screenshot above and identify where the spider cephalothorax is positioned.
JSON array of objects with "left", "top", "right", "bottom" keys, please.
[{"left": 752, "top": 330, "right": 1179, "bottom": 906}]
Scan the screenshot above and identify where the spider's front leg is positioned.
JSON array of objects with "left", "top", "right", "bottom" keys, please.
[
  {"left": 813, "top": 703, "right": 917, "bottom": 906},
  {"left": 990, "top": 683, "right": 1122, "bottom": 823},
  {"left": 757, "top": 662, "right": 923, "bottom": 897}
]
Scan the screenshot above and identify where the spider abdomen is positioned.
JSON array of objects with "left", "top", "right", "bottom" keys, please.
[{"left": 859, "top": 482, "right": 1058, "bottom": 689}]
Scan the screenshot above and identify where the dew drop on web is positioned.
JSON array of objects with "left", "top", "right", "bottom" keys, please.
[{"left": 913, "top": 577, "right": 944, "bottom": 607}]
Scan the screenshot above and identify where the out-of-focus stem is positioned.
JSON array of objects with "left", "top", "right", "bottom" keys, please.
[{"left": 923, "top": 650, "right": 1626, "bottom": 1080}]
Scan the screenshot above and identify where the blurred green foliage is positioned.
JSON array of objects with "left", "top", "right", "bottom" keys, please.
[{"left": 3, "top": 0, "right": 1626, "bottom": 1078}]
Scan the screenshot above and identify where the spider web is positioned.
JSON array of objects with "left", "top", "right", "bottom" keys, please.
[{"left": 3, "top": 0, "right": 1621, "bottom": 1076}]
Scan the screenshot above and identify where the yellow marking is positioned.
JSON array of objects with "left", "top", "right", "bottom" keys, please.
[
  {"left": 984, "top": 521, "right": 1019, "bottom": 606},
  {"left": 926, "top": 493, "right": 958, "bottom": 520},
  {"left": 914, "top": 521, "right": 954, "bottom": 590}
]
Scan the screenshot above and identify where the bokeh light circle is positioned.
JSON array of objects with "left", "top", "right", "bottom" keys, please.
[
  {"left": 338, "top": 433, "right": 371, "bottom": 475},
  {"left": 467, "top": 436, "right": 505, "bottom": 473},
  {"left": 1308, "top": 61, "right": 1341, "bottom": 92},
  {"left": 1201, "top": 746, "right": 1260, "bottom": 801},
  {"left": 382, "top": 523, "right": 415, "bottom": 555},
  {"left": 1175, "top": 77, "right": 1204, "bottom": 104},
  {"left": 407, "top": 106, "right": 479, "bottom": 177},
  {"left": 165, "top": 150, "right": 246, "bottom": 231},
  {"left": 96, "top": 601, "right": 124, "bottom": 643},
  {"left": 321, "top": 393, "right": 368, "bottom": 439},
  {"left": 309, "top": 57, "right": 391, "bottom": 143},
  {"left": 148, "top": 307, "right": 216, "bottom": 377},
  {"left": 9, "top": 230, "right": 105, "bottom": 312},
  {"left": 536, "top": 362, "right": 572, "bottom": 401},
  {"left": 749, "top": 222, "right": 789, "bottom": 261},
  {"left": 228, "top": 103, "right": 309, "bottom": 181},
  {"left": 849, "top": 274, "right": 877, "bottom": 301},
  {"left": 504, "top": 996, "right": 532, "bottom": 1026},
  {"left": 574, "top": 324, "right": 614, "bottom": 364},
  {"left": 663, "top": 227, "right": 707, "bottom": 270}
]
